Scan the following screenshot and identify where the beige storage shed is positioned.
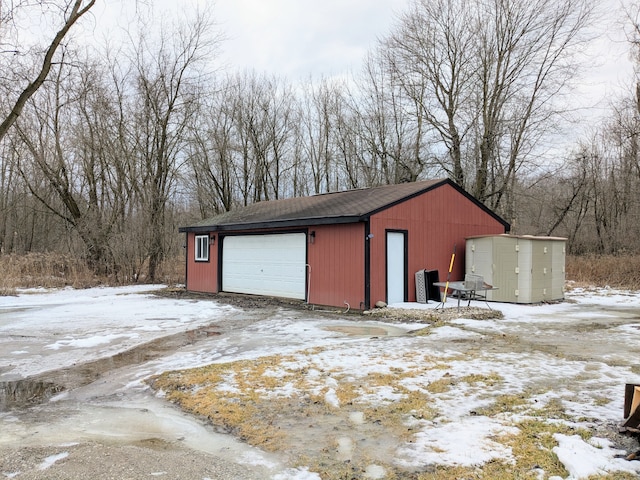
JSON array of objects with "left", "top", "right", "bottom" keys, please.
[{"left": 465, "top": 234, "right": 566, "bottom": 303}]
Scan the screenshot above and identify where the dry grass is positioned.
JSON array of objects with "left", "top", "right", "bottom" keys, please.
[
  {"left": 585, "top": 474, "right": 640, "bottom": 480},
  {"left": 0, "top": 253, "right": 98, "bottom": 293},
  {"left": 2, "top": 252, "right": 639, "bottom": 294},
  {"left": 151, "top": 354, "right": 613, "bottom": 479},
  {"left": 425, "top": 373, "right": 502, "bottom": 394},
  {"left": 365, "top": 306, "right": 503, "bottom": 323},
  {"left": 566, "top": 254, "right": 640, "bottom": 290},
  {"left": 413, "top": 417, "right": 595, "bottom": 480},
  {"left": 151, "top": 356, "right": 292, "bottom": 449},
  {"left": 149, "top": 348, "right": 453, "bottom": 473},
  {"left": 0, "top": 252, "right": 184, "bottom": 294},
  {"left": 150, "top": 346, "right": 612, "bottom": 479}
]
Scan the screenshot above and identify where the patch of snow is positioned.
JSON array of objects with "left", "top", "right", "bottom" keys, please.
[
  {"left": 37, "top": 451, "right": 68, "bottom": 470},
  {"left": 45, "top": 333, "right": 140, "bottom": 350},
  {"left": 0, "top": 285, "right": 238, "bottom": 379},
  {"left": 426, "top": 325, "right": 484, "bottom": 340},
  {"left": 272, "top": 466, "right": 322, "bottom": 480},
  {"left": 349, "top": 411, "right": 365, "bottom": 424},
  {"left": 396, "top": 417, "right": 519, "bottom": 468},
  {"left": 216, "top": 376, "right": 242, "bottom": 395},
  {"left": 553, "top": 434, "right": 640, "bottom": 479},
  {"left": 364, "top": 464, "right": 387, "bottom": 479},
  {"left": 238, "top": 450, "right": 280, "bottom": 469},
  {"left": 336, "top": 437, "right": 353, "bottom": 461},
  {"left": 324, "top": 388, "right": 340, "bottom": 408}
]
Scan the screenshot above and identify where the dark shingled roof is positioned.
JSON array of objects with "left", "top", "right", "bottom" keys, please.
[{"left": 179, "top": 179, "right": 509, "bottom": 233}]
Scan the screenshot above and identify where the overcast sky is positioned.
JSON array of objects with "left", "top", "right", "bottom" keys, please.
[
  {"left": 213, "top": 0, "right": 410, "bottom": 79},
  {"left": 89, "top": 0, "right": 410, "bottom": 80},
  {"left": 88, "top": 0, "right": 634, "bottom": 122}
]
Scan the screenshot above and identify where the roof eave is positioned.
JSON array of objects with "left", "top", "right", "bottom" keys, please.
[{"left": 179, "top": 215, "right": 366, "bottom": 233}]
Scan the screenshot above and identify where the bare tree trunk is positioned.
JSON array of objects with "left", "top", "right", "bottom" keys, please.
[{"left": 0, "top": 0, "right": 96, "bottom": 142}]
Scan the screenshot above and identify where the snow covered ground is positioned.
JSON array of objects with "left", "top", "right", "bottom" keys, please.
[
  {"left": 1, "top": 285, "right": 640, "bottom": 479},
  {"left": 0, "top": 285, "right": 237, "bottom": 380}
]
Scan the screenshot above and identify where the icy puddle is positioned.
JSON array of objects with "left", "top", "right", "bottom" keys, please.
[
  {"left": 0, "top": 325, "right": 221, "bottom": 409},
  {"left": 323, "top": 323, "right": 409, "bottom": 337}
]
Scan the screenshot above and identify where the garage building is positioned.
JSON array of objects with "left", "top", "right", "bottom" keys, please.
[{"left": 179, "top": 179, "right": 509, "bottom": 309}]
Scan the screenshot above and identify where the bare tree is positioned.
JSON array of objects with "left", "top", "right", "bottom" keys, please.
[
  {"left": 383, "top": 0, "right": 592, "bottom": 216},
  {"left": 0, "top": 136, "right": 63, "bottom": 254},
  {"left": 127, "top": 10, "right": 215, "bottom": 281},
  {"left": 354, "top": 51, "right": 433, "bottom": 185},
  {"left": 230, "top": 71, "right": 295, "bottom": 204},
  {"left": 13, "top": 50, "right": 126, "bottom": 272},
  {"left": 186, "top": 77, "right": 238, "bottom": 217},
  {"left": 519, "top": 152, "right": 592, "bottom": 249},
  {"left": 0, "top": 0, "right": 96, "bottom": 142},
  {"left": 295, "top": 78, "right": 343, "bottom": 194},
  {"left": 383, "top": 0, "right": 474, "bottom": 187},
  {"left": 5, "top": 6, "right": 220, "bottom": 280}
]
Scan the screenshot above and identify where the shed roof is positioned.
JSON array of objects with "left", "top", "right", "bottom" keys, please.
[{"left": 180, "top": 178, "right": 510, "bottom": 233}]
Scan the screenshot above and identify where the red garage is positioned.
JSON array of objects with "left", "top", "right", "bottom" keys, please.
[{"left": 179, "top": 179, "right": 509, "bottom": 309}]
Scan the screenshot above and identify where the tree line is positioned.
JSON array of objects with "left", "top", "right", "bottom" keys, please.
[{"left": 1, "top": 0, "right": 639, "bottom": 282}]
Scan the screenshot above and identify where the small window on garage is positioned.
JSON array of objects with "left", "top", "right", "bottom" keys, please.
[{"left": 195, "top": 235, "right": 209, "bottom": 262}]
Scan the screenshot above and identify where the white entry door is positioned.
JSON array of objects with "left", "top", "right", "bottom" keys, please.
[
  {"left": 386, "top": 231, "right": 407, "bottom": 304},
  {"left": 222, "top": 233, "right": 306, "bottom": 299}
]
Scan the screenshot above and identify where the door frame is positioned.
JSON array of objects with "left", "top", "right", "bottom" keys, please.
[{"left": 385, "top": 229, "right": 408, "bottom": 304}]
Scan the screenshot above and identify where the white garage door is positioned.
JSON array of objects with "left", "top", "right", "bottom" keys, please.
[{"left": 222, "top": 233, "right": 307, "bottom": 299}]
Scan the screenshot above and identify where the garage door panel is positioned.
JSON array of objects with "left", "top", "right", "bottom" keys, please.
[{"left": 222, "top": 233, "right": 306, "bottom": 299}]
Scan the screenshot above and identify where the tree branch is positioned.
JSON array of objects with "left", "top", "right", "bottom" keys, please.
[{"left": 0, "top": 0, "right": 96, "bottom": 142}]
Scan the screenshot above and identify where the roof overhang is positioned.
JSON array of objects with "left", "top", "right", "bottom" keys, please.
[{"left": 178, "top": 215, "right": 367, "bottom": 234}]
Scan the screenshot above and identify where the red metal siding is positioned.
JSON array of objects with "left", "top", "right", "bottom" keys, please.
[
  {"left": 368, "top": 184, "right": 506, "bottom": 305},
  {"left": 184, "top": 225, "right": 364, "bottom": 309},
  {"left": 185, "top": 232, "right": 218, "bottom": 293},
  {"left": 307, "top": 223, "right": 365, "bottom": 309}
]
